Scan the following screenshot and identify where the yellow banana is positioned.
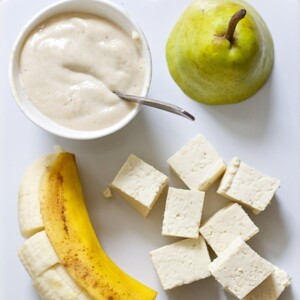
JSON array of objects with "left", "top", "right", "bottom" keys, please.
[{"left": 18, "top": 150, "right": 157, "bottom": 300}]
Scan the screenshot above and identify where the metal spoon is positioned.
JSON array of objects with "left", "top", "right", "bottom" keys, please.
[{"left": 114, "top": 92, "right": 195, "bottom": 121}]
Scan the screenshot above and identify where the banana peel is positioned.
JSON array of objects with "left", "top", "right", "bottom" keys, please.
[{"left": 18, "top": 150, "right": 157, "bottom": 300}]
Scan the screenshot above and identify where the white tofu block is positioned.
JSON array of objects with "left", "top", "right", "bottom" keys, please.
[
  {"left": 111, "top": 154, "right": 169, "bottom": 217},
  {"left": 162, "top": 188, "right": 205, "bottom": 239},
  {"left": 217, "top": 157, "right": 281, "bottom": 214},
  {"left": 200, "top": 203, "right": 259, "bottom": 255},
  {"left": 150, "top": 236, "right": 211, "bottom": 290},
  {"left": 209, "top": 238, "right": 273, "bottom": 299},
  {"left": 167, "top": 134, "right": 226, "bottom": 191},
  {"left": 244, "top": 265, "right": 291, "bottom": 300}
]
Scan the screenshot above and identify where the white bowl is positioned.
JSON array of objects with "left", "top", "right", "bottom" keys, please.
[{"left": 9, "top": 0, "right": 152, "bottom": 140}]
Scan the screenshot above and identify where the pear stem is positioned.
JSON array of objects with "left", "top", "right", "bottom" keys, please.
[{"left": 224, "top": 9, "right": 247, "bottom": 43}]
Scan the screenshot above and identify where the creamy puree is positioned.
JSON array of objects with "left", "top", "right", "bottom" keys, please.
[{"left": 19, "top": 13, "right": 146, "bottom": 131}]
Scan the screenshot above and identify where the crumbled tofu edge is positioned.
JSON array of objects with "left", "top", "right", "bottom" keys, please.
[
  {"left": 102, "top": 186, "right": 113, "bottom": 199},
  {"left": 217, "top": 157, "right": 240, "bottom": 195}
]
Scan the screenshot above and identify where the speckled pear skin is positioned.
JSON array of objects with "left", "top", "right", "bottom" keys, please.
[{"left": 166, "top": 0, "right": 274, "bottom": 105}]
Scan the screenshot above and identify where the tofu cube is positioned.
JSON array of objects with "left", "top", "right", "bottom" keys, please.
[
  {"left": 244, "top": 265, "right": 291, "bottom": 300},
  {"left": 167, "top": 134, "right": 226, "bottom": 191},
  {"left": 200, "top": 203, "right": 259, "bottom": 255},
  {"left": 209, "top": 238, "right": 273, "bottom": 299},
  {"left": 111, "top": 154, "right": 169, "bottom": 217},
  {"left": 217, "top": 157, "right": 281, "bottom": 214},
  {"left": 150, "top": 236, "right": 211, "bottom": 290},
  {"left": 162, "top": 188, "right": 205, "bottom": 239}
]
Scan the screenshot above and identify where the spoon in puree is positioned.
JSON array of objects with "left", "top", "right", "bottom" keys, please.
[{"left": 115, "top": 92, "right": 195, "bottom": 121}]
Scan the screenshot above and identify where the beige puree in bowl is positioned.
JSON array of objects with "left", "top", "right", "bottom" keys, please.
[{"left": 19, "top": 13, "right": 146, "bottom": 131}]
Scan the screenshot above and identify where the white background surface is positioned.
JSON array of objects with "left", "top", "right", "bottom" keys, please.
[{"left": 1, "top": 0, "right": 300, "bottom": 299}]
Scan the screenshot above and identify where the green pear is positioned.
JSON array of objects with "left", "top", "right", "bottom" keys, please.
[{"left": 166, "top": 0, "right": 274, "bottom": 105}]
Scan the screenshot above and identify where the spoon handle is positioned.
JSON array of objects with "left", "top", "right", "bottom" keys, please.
[{"left": 115, "top": 92, "right": 195, "bottom": 121}]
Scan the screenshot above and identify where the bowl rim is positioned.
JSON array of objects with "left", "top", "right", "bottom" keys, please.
[{"left": 9, "top": 0, "right": 152, "bottom": 140}]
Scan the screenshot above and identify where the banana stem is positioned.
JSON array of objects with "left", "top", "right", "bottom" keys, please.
[{"left": 224, "top": 9, "right": 247, "bottom": 43}]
